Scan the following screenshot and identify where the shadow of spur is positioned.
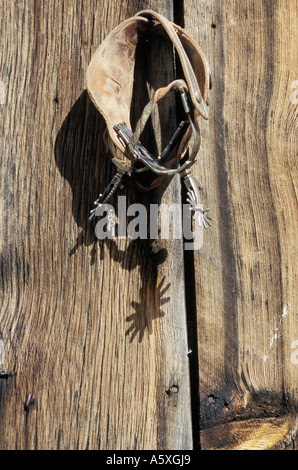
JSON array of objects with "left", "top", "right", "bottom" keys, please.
[
  {"left": 54, "top": 89, "right": 168, "bottom": 259},
  {"left": 54, "top": 90, "right": 170, "bottom": 343},
  {"left": 54, "top": 90, "right": 114, "bottom": 260}
]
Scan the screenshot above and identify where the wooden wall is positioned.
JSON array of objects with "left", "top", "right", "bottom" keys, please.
[{"left": 0, "top": 0, "right": 297, "bottom": 450}]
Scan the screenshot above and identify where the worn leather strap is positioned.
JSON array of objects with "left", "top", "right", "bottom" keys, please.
[
  {"left": 134, "top": 10, "right": 209, "bottom": 119},
  {"left": 87, "top": 9, "right": 210, "bottom": 188}
]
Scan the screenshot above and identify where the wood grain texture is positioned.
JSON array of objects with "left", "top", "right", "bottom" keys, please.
[
  {"left": 0, "top": 0, "right": 191, "bottom": 450},
  {"left": 0, "top": 0, "right": 297, "bottom": 451},
  {"left": 183, "top": 0, "right": 298, "bottom": 450}
]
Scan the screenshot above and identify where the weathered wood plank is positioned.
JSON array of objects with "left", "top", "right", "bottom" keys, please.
[
  {"left": 0, "top": 0, "right": 192, "bottom": 449},
  {"left": 2, "top": 0, "right": 295, "bottom": 451},
  {"left": 184, "top": 0, "right": 298, "bottom": 450}
]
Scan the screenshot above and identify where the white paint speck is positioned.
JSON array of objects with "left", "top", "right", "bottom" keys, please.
[
  {"left": 263, "top": 304, "right": 291, "bottom": 363},
  {"left": 0, "top": 81, "right": 5, "bottom": 104}
]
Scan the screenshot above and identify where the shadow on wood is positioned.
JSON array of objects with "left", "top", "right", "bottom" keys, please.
[
  {"left": 54, "top": 90, "right": 108, "bottom": 263},
  {"left": 54, "top": 91, "right": 170, "bottom": 344}
]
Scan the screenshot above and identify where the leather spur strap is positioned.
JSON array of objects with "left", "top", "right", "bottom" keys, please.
[{"left": 87, "top": 10, "right": 212, "bottom": 228}]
